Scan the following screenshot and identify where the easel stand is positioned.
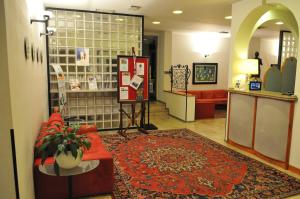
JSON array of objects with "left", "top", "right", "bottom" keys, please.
[{"left": 118, "top": 101, "right": 148, "bottom": 138}]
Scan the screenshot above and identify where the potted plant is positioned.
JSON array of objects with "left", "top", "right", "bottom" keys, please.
[{"left": 36, "top": 124, "right": 91, "bottom": 175}]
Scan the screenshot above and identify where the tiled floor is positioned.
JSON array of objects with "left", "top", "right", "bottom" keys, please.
[{"left": 85, "top": 101, "right": 300, "bottom": 199}]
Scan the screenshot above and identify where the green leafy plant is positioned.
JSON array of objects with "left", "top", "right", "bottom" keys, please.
[{"left": 36, "top": 124, "right": 91, "bottom": 175}]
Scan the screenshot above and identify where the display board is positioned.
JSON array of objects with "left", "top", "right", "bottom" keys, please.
[{"left": 117, "top": 55, "right": 149, "bottom": 102}]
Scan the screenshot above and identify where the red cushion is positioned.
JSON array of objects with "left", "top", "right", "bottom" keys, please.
[
  {"left": 214, "top": 90, "right": 226, "bottom": 98},
  {"left": 47, "top": 113, "right": 64, "bottom": 126},
  {"left": 186, "top": 91, "right": 201, "bottom": 99},
  {"left": 77, "top": 125, "right": 97, "bottom": 135},
  {"left": 196, "top": 98, "right": 227, "bottom": 104},
  {"left": 202, "top": 91, "right": 214, "bottom": 99}
]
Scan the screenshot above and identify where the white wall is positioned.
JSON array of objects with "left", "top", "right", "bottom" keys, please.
[
  {"left": 3, "top": 0, "right": 49, "bottom": 198},
  {"left": 172, "top": 32, "right": 230, "bottom": 90},
  {"left": 248, "top": 37, "right": 279, "bottom": 79},
  {"left": 0, "top": 0, "right": 16, "bottom": 198}
]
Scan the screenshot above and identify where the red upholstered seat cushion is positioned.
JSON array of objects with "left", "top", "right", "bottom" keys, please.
[
  {"left": 196, "top": 98, "right": 227, "bottom": 104},
  {"left": 201, "top": 91, "right": 214, "bottom": 99},
  {"left": 77, "top": 124, "right": 98, "bottom": 135},
  {"left": 196, "top": 99, "right": 216, "bottom": 103},
  {"left": 47, "top": 113, "right": 64, "bottom": 126},
  {"left": 186, "top": 90, "right": 202, "bottom": 99},
  {"left": 213, "top": 90, "right": 228, "bottom": 98}
]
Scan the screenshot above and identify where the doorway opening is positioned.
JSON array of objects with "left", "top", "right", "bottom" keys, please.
[{"left": 143, "top": 35, "right": 157, "bottom": 101}]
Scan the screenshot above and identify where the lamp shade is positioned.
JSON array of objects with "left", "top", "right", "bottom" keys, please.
[{"left": 241, "top": 59, "right": 259, "bottom": 74}]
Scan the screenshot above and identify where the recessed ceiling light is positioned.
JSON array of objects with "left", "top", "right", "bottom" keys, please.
[
  {"left": 219, "top": 31, "right": 229, "bottom": 34},
  {"left": 130, "top": 5, "right": 141, "bottom": 11},
  {"left": 115, "top": 18, "right": 124, "bottom": 22},
  {"left": 173, "top": 10, "right": 183, "bottom": 14},
  {"left": 225, "top": 16, "right": 232, "bottom": 20},
  {"left": 275, "top": 21, "right": 284, "bottom": 25},
  {"left": 152, "top": 21, "right": 160, "bottom": 25}
]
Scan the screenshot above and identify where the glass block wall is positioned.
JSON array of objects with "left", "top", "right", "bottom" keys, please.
[
  {"left": 280, "top": 31, "right": 298, "bottom": 66},
  {"left": 47, "top": 9, "right": 143, "bottom": 129}
]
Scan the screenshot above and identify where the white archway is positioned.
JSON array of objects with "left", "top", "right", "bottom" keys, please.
[{"left": 230, "top": 3, "right": 299, "bottom": 86}]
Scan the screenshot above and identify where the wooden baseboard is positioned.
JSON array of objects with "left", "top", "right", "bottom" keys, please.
[
  {"left": 289, "top": 165, "right": 300, "bottom": 175},
  {"left": 227, "top": 139, "right": 287, "bottom": 170}
]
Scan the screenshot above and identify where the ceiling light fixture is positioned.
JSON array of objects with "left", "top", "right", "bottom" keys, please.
[
  {"left": 225, "top": 16, "right": 232, "bottom": 20},
  {"left": 173, "top": 10, "right": 183, "bottom": 14},
  {"left": 275, "top": 21, "right": 284, "bottom": 25},
  {"left": 152, "top": 21, "right": 160, "bottom": 25},
  {"left": 130, "top": 5, "right": 141, "bottom": 11},
  {"left": 96, "top": 9, "right": 115, "bottom": 13}
]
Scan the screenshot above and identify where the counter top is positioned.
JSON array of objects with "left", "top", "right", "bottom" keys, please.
[{"left": 228, "top": 88, "right": 298, "bottom": 102}]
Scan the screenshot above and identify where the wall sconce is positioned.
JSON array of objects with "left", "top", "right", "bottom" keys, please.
[
  {"left": 30, "top": 11, "right": 54, "bottom": 36},
  {"left": 40, "top": 27, "right": 56, "bottom": 37}
]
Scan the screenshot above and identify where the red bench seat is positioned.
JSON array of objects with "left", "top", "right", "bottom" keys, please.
[
  {"left": 179, "top": 90, "right": 228, "bottom": 119},
  {"left": 33, "top": 113, "right": 114, "bottom": 199}
]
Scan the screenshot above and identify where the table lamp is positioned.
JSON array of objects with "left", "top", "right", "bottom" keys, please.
[{"left": 241, "top": 59, "right": 259, "bottom": 85}]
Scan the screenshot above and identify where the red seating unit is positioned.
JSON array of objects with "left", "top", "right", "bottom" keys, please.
[
  {"left": 33, "top": 113, "right": 114, "bottom": 199},
  {"left": 181, "top": 90, "right": 228, "bottom": 119}
]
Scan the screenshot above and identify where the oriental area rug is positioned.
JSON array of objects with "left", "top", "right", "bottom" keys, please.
[{"left": 100, "top": 128, "right": 300, "bottom": 198}]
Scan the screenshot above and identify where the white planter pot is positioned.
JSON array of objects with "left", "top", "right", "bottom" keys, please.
[{"left": 55, "top": 150, "right": 82, "bottom": 169}]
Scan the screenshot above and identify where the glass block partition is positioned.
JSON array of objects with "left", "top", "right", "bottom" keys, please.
[
  {"left": 279, "top": 31, "right": 298, "bottom": 67},
  {"left": 47, "top": 8, "right": 143, "bottom": 129}
]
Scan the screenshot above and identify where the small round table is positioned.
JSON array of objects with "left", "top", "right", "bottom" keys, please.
[{"left": 39, "top": 160, "right": 99, "bottom": 199}]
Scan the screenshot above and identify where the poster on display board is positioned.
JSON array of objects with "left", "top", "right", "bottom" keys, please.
[
  {"left": 51, "top": 64, "right": 67, "bottom": 115},
  {"left": 76, "top": 48, "right": 89, "bottom": 65},
  {"left": 117, "top": 55, "right": 149, "bottom": 102}
]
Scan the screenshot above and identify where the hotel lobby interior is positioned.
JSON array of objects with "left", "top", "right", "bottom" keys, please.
[{"left": 1, "top": 0, "right": 300, "bottom": 198}]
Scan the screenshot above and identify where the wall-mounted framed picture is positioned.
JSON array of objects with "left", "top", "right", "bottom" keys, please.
[
  {"left": 24, "top": 38, "right": 30, "bottom": 60},
  {"left": 31, "top": 44, "right": 35, "bottom": 62},
  {"left": 192, "top": 63, "right": 218, "bottom": 84},
  {"left": 40, "top": 51, "right": 43, "bottom": 64}
]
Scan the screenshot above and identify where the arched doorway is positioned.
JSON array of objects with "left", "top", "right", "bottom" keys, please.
[{"left": 230, "top": 3, "right": 299, "bottom": 87}]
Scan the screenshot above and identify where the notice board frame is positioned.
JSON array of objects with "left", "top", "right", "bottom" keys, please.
[{"left": 117, "top": 55, "right": 149, "bottom": 103}]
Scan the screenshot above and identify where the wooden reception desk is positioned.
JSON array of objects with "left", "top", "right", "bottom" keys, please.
[{"left": 226, "top": 88, "right": 297, "bottom": 169}]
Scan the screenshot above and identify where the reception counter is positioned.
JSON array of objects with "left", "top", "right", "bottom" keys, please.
[{"left": 226, "top": 88, "right": 297, "bottom": 168}]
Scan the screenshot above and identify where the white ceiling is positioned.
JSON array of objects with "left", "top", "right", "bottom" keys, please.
[
  {"left": 43, "top": 0, "right": 236, "bottom": 32},
  {"left": 43, "top": 0, "right": 289, "bottom": 39}
]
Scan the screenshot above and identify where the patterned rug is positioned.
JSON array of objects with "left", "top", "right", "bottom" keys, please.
[{"left": 100, "top": 129, "right": 300, "bottom": 198}]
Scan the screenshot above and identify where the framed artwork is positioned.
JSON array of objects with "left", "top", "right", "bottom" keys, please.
[{"left": 192, "top": 63, "right": 218, "bottom": 84}]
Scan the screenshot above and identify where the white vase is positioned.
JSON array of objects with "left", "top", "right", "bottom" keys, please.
[{"left": 55, "top": 150, "right": 82, "bottom": 169}]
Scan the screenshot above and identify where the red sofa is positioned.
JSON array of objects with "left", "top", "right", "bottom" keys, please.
[
  {"left": 181, "top": 90, "right": 228, "bottom": 119},
  {"left": 34, "top": 113, "right": 114, "bottom": 199}
]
